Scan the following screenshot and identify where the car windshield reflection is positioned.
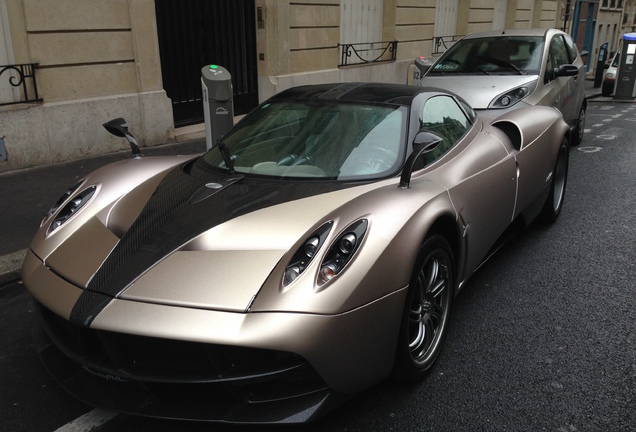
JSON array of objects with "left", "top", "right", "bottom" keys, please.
[
  {"left": 430, "top": 36, "right": 544, "bottom": 76},
  {"left": 201, "top": 100, "right": 407, "bottom": 181}
]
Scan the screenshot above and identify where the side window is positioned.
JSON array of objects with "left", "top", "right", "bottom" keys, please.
[
  {"left": 563, "top": 34, "right": 579, "bottom": 63},
  {"left": 419, "top": 95, "right": 470, "bottom": 165},
  {"left": 545, "top": 36, "right": 570, "bottom": 83}
]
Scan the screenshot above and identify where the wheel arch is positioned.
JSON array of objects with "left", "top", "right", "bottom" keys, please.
[{"left": 426, "top": 215, "right": 462, "bottom": 294}]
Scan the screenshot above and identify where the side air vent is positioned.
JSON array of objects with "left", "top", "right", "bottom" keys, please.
[{"left": 492, "top": 121, "right": 522, "bottom": 151}]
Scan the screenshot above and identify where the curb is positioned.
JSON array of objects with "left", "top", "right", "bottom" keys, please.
[{"left": 0, "top": 249, "right": 26, "bottom": 286}]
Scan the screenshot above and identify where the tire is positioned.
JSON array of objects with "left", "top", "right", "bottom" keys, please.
[
  {"left": 394, "top": 234, "right": 454, "bottom": 382},
  {"left": 539, "top": 138, "right": 569, "bottom": 223},
  {"left": 571, "top": 103, "right": 586, "bottom": 147}
]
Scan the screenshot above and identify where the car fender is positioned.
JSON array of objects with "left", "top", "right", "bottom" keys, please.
[{"left": 29, "top": 155, "right": 196, "bottom": 262}]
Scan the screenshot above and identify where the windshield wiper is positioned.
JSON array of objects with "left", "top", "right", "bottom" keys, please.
[
  {"left": 216, "top": 140, "right": 236, "bottom": 174},
  {"left": 477, "top": 56, "right": 523, "bottom": 75}
]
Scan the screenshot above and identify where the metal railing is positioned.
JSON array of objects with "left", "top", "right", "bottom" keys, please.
[
  {"left": 0, "top": 63, "right": 42, "bottom": 106},
  {"left": 433, "top": 35, "right": 462, "bottom": 55},
  {"left": 338, "top": 41, "right": 397, "bottom": 67}
]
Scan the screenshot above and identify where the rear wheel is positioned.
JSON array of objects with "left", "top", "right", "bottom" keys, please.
[
  {"left": 539, "top": 138, "right": 569, "bottom": 223},
  {"left": 394, "top": 234, "right": 454, "bottom": 381}
]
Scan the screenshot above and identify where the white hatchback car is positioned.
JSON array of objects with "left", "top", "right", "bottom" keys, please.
[
  {"left": 419, "top": 28, "right": 587, "bottom": 146},
  {"left": 602, "top": 51, "right": 620, "bottom": 97}
]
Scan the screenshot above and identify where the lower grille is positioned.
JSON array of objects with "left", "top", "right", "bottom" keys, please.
[{"left": 33, "top": 301, "right": 343, "bottom": 423}]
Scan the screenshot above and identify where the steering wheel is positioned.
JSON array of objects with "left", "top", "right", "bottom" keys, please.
[{"left": 366, "top": 146, "right": 398, "bottom": 171}]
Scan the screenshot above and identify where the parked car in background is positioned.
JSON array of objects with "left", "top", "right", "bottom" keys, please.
[
  {"left": 602, "top": 51, "right": 620, "bottom": 97},
  {"left": 418, "top": 28, "right": 587, "bottom": 146},
  {"left": 22, "top": 83, "right": 570, "bottom": 424}
]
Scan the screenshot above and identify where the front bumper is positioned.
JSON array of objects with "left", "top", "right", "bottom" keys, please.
[
  {"left": 32, "top": 301, "right": 345, "bottom": 423},
  {"left": 22, "top": 249, "right": 407, "bottom": 423}
]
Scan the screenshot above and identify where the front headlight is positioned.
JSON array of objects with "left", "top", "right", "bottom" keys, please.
[
  {"left": 489, "top": 81, "right": 537, "bottom": 109},
  {"left": 318, "top": 219, "right": 368, "bottom": 285},
  {"left": 43, "top": 180, "right": 84, "bottom": 222},
  {"left": 283, "top": 222, "right": 333, "bottom": 286},
  {"left": 46, "top": 185, "right": 97, "bottom": 234}
]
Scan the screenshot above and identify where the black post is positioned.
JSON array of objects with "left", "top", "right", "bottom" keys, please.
[{"left": 594, "top": 42, "right": 608, "bottom": 88}]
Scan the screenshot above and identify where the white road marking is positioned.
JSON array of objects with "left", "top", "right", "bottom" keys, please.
[
  {"left": 54, "top": 409, "right": 118, "bottom": 432},
  {"left": 577, "top": 146, "right": 603, "bottom": 153}
]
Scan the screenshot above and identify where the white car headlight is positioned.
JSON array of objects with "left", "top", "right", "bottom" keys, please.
[
  {"left": 489, "top": 81, "right": 538, "bottom": 109},
  {"left": 46, "top": 185, "right": 97, "bottom": 234}
]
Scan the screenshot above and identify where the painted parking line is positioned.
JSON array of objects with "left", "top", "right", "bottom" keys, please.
[{"left": 54, "top": 409, "right": 118, "bottom": 432}]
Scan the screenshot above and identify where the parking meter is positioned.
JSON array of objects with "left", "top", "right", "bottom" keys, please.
[
  {"left": 614, "top": 33, "right": 636, "bottom": 100},
  {"left": 594, "top": 42, "right": 608, "bottom": 88},
  {"left": 201, "top": 64, "right": 234, "bottom": 150},
  {"left": 413, "top": 56, "right": 435, "bottom": 86}
]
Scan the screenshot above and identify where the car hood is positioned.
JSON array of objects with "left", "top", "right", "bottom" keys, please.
[
  {"left": 419, "top": 75, "right": 539, "bottom": 109},
  {"left": 31, "top": 157, "right": 388, "bottom": 324}
]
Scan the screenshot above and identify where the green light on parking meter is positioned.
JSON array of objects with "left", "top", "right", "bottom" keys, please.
[{"left": 210, "top": 64, "right": 218, "bottom": 69}]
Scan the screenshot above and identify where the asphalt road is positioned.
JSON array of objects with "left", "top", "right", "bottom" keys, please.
[{"left": 1, "top": 101, "right": 634, "bottom": 431}]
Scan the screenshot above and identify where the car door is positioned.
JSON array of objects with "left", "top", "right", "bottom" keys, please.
[
  {"left": 512, "top": 130, "right": 555, "bottom": 220},
  {"left": 544, "top": 34, "right": 577, "bottom": 126},
  {"left": 421, "top": 96, "right": 517, "bottom": 279}
]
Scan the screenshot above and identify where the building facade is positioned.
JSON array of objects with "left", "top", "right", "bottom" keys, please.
[{"left": 1, "top": 0, "right": 566, "bottom": 172}]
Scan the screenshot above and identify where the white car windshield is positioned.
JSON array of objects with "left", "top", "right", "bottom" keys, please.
[
  {"left": 429, "top": 36, "right": 544, "bottom": 76},
  {"left": 201, "top": 100, "right": 408, "bottom": 181}
]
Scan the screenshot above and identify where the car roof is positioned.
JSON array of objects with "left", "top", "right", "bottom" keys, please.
[
  {"left": 270, "top": 82, "right": 431, "bottom": 106},
  {"left": 461, "top": 28, "right": 556, "bottom": 39}
]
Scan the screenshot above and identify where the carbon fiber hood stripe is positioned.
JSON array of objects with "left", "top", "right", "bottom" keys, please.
[{"left": 70, "top": 160, "right": 358, "bottom": 327}]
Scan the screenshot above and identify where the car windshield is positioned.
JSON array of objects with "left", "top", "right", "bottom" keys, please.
[
  {"left": 429, "top": 36, "right": 544, "bottom": 76},
  {"left": 200, "top": 100, "right": 407, "bottom": 181}
]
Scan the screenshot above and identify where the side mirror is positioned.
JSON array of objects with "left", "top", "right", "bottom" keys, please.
[
  {"left": 103, "top": 117, "right": 141, "bottom": 159},
  {"left": 399, "top": 131, "right": 443, "bottom": 189},
  {"left": 555, "top": 64, "right": 579, "bottom": 78}
]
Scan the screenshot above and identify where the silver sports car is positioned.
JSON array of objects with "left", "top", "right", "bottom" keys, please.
[
  {"left": 22, "top": 83, "right": 569, "bottom": 423},
  {"left": 418, "top": 28, "right": 587, "bottom": 146}
]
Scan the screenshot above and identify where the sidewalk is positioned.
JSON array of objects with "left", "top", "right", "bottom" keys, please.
[{"left": 0, "top": 80, "right": 629, "bottom": 285}]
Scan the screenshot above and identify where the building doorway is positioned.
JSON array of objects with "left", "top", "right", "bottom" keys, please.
[{"left": 155, "top": 0, "right": 259, "bottom": 126}]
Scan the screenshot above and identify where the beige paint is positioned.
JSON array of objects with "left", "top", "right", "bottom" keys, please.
[
  {"left": 0, "top": 0, "right": 171, "bottom": 172},
  {"left": 0, "top": 0, "right": 563, "bottom": 172},
  {"left": 23, "top": 0, "right": 131, "bottom": 31},
  {"left": 28, "top": 32, "right": 134, "bottom": 66}
]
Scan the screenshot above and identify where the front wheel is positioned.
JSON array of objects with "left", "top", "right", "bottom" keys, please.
[
  {"left": 539, "top": 138, "right": 569, "bottom": 223},
  {"left": 393, "top": 234, "right": 455, "bottom": 381}
]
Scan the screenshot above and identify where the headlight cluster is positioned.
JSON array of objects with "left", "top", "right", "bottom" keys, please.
[
  {"left": 489, "top": 82, "right": 537, "bottom": 109},
  {"left": 283, "top": 219, "right": 369, "bottom": 287},
  {"left": 318, "top": 219, "right": 368, "bottom": 286},
  {"left": 490, "top": 87, "right": 529, "bottom": 108},
  {"left": 44, "top": 181, "right": 83, "bottom": 221},
  {"left": 284, "top": 222, "right": 333, "bottom": 286},
  {"left": 45, "top": 183, "right": 97, "bottom": 234}
]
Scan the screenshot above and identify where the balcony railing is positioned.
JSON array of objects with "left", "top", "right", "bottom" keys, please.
[
  {"left": 433, "top": 35, "right": 462, "bottom": 55},
  {"left": 0, "top": 63, "right": 42, "bottom": 106},
  {"left": 338, "top": 41, "right": 397, "bottom": 67}
]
